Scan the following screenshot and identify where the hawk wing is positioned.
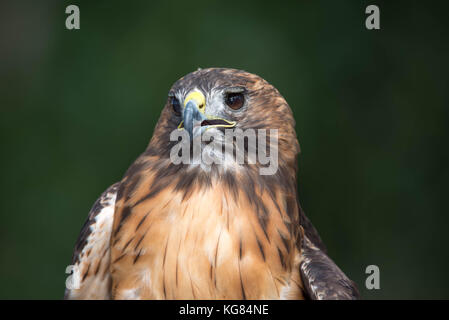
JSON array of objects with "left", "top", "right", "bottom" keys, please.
[
  {"left": 299, "top": 205, "right": 328, "bottom": 253},
  {"left": 64, "top": 183, "right": 119, "bottom": 300},
  {"left": 299, "top": 208, "right": 360, "bottom": 300}
]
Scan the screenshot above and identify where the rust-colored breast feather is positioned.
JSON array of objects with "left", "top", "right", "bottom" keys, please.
[{"left": 110, "top": 158, "right": 304, "bottom": 299}]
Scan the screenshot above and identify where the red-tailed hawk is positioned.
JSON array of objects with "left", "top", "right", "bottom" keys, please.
[{"left": 65, "top": 68, "right": 359, "bottom": 300}]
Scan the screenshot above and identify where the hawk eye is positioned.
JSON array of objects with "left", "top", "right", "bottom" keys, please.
[
  {"left": 225, "top": 92, "right": 245, "bottom": 110},
  {"left": 170, "top": 96, "right": 182, "bottom": 115}
]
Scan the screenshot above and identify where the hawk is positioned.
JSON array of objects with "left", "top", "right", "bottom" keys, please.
[{"left": 65, "top": 68, "right": 359, "bottom": 300}]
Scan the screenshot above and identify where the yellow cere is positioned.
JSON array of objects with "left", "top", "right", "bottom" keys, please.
[{"left": 184, "top": 91, "right": 206, "bottom": 114}]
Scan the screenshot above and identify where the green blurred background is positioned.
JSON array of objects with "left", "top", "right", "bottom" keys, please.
[{"left": 1, "top": 0, "right": 448, "bottom": 299}]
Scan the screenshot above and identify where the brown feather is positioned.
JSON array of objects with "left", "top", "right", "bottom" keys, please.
[{"left": 67, "top": 68, "right": 358, "bottom": 300}]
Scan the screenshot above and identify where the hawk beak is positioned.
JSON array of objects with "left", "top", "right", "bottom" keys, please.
[
  {"left": 179, "top": 91, "right": 236, "bottom": 138},
  {"left": 181, "top": 92, "right": 207, "bottom": 138}
]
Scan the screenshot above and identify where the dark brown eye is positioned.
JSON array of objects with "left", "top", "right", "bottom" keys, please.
[
  {"left": 225, "top": 92, "right": 245, "bottom": 110},
  {"left": 171, "top": 96, "right": 182, "bottom": 115}
]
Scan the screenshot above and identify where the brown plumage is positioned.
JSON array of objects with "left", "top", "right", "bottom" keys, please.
[{"left": 65, "top": 68, "right": 359, "bottom": 300}]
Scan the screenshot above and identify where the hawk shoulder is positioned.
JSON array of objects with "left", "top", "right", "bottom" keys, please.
[
  {"left": 299, "top": 234, "right": 360, "bottom": 300},
  {"left": 298, "top": 207, "right": 359, "bottom": 299},
  {"left": 64, "top": 183, "right": 119, "bottom": 300}
]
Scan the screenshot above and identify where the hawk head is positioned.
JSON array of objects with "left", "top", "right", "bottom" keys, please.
[{"left": 147, "top": 68, "right": 300, "bottom": 178}]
